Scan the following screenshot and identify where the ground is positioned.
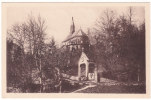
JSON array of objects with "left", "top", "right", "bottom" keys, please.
[
  {"left": 7, "top": 78, "right": 146, "bottom": 93},
  {"left": 71, "top": 78, "right": 146, "bottom": 93},
  {"left": 73, "top": 84, "right": 145, "bottom": 93}
]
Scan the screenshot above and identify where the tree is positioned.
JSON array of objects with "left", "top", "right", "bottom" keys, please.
[
  {"left": 93, "top": 9, "right": 121, "bottom": 73},
  {"left": 7, "top": 14, "right": 48, "bottom": 92},
  {"left": 6, "top": 39, "right": 25, "bottom": 88},
  {"left": 7, "top": 23, "right": 28, "bottom": 88},
  {"left": 91, "top": 8, "right": 145, "bottom": 82},
  {"left": 127, "top": 7, "right": 135, "bottom": 25},
  {"left": 25, "top": 14, "right": 47, "bottom": 92}
]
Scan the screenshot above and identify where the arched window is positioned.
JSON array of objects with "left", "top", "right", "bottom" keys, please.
[
  {"left": 72, "top": 46, "right": 75, "bottom": 52},
  {"left": 80, "top": 63, "right": 86, "bottom": 77}
]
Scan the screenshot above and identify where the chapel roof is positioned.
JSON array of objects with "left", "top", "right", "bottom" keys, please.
[{"left": 63, "top": 28, "right": 87, "bottom": 42}]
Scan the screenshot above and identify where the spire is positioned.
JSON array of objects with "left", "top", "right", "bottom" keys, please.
[
  {"left": 70, "top": 17, "right": 75, "bottom": 34},
  {"left": 72, "top": 16, "right": 74, "bottom": 22}
]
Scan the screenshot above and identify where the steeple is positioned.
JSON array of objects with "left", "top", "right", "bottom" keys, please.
[{"left": 70, "top": 17, "right": 75, "bottom": 34}]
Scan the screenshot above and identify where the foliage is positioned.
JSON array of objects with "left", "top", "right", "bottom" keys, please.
[
  {"left": 89, "top": 8, "right": 145, "bottom": 82},
  {"left": 7, "top": 14, "right": 61, "bottom": 92}
]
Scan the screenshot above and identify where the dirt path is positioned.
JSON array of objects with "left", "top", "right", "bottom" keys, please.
[
  {"left": 72, "top": 84, "right": 96, "bottom": 93},
  {"left": 72, "top": 78, "right": 121, "bottom": 93}
]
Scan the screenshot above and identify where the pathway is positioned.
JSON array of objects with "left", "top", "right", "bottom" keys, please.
[{"left": 72, "top": 78, "right": 122, "bottom": 93}]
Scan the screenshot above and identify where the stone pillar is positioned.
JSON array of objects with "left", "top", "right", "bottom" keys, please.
[
  {"left": 85, "top": 62, "right": 89, "bottom": 78},
  {"left": 78, "top": 63, "right": 80, "bottom": 80},
  {"left": 94, "top": 68, "right": 98, "bottom": 83}
]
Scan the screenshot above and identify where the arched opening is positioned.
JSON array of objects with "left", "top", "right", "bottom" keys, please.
[
  {"left": 89, "top": 63, "right": 95, "bottom": 73},
  {"left": 88, "top": 63, "right": 95, "bottom": 80},
  {"left": 80, "top": 63, "right": 86, "bottom": 80}
]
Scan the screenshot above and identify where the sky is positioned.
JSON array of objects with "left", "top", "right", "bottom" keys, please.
[{"left": 7, "top": 4, "right": 145, "bottom": 46}]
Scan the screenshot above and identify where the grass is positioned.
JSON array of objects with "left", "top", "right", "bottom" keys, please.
[{"left": 75, "top": 84, "right": 146, "bottom": 93}]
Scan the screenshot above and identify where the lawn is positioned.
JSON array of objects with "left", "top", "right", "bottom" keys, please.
[{"left": 75, "top": 84, "right": 146, "bottom": 93}]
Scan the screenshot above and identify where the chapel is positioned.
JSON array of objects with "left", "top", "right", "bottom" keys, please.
[{"left": 62, "top": 17, "right": 97, "bottom": 82}]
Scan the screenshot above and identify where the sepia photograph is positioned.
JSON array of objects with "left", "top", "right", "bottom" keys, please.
[{"left": 2, "top": 2, "right": 150, "bottom": 98}]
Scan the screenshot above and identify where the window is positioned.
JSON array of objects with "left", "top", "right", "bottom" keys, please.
[{"left": 72, "top": 46, "right": 75, "bottom": 52}]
